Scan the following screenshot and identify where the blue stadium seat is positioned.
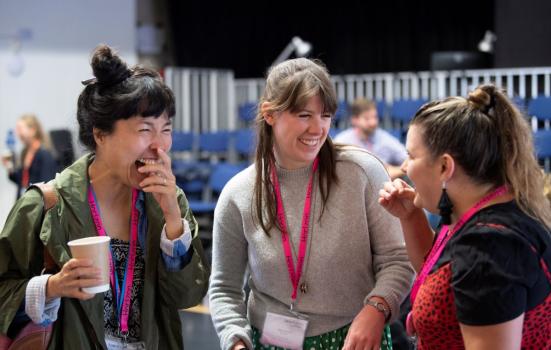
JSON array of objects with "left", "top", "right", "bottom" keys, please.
[
  {"left": 528, "top": 96, "right": 551, "bottom": 121},
  {"left": 234, "top": 128, "right": 256, "bottom": 157},
  {"left": 333, "top": 100, "right": 349, "bottom": 128},
  {"left": 189, "top": 162, "right": 246, "bottom": 214},
  {"left": 376, "top": 100, "right": 387, "bottom": 119},
  {"left": 389, "top": 99, "right": 428, "bottom": 143},
  {"left": 171, "top": 131, "right": 206, "bottom": 200},
  {"left": 511, "top": 96, "right": 526, "bottom": 111},
  {"left": 199, "top": 131, "right": 231, "bottom": 155},
  {"left": 171, "top": 131, "right": 194, "bottom": 152},
  {"left": 390, "top": 99, "right": 428, "bottom": 123},
  {"left": 534, "top": 130, "right": 551, "bottom": 172},
  {"left": 173, "top": 161, "right": 212, "bottom": 201},
  {"left": 528, "top": 96, "right": 551, "bottom": 132},
  {"left": 534, "top": 130, "right": 551, "bottom": 158}
]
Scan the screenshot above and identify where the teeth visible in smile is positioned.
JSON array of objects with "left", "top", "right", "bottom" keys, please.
[
  {"left": 299, "top": 138, "right": 318, "bottom": 146},
  {"left": 137, "top": 158, "right": 161, "bottom": 165}
]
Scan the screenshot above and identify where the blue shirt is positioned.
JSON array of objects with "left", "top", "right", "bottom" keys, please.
[{"left": 334, "top": 128, "right": 407, "bottom": 166}]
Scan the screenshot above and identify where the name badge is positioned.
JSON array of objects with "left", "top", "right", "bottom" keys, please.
[
  {"left": 105, "top": 334, "right": 146, "bottom": 350},
  {"left": 260, "top": 312, "right": 309, "bottom": 350}
]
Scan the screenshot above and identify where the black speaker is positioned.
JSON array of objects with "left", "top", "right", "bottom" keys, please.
[
  {"left": 49, "top": 129, "right": 75, "bottom": 171},
  {"left": 430, "top": 51, "right": 492, "bottom": 71}
]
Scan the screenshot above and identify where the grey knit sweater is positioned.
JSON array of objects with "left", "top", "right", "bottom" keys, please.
[{"left": 209, "top": 147, "right": 414, "bottom": 350}]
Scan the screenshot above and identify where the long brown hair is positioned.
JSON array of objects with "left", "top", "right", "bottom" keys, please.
[
  {"left": 411, "top": 84, "right": 551, "bottom": 229},
  {"left": 254, "top": 58, "right": 338, "bottom": 235}
]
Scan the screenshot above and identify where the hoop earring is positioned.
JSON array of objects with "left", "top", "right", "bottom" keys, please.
[{"left": 438, "top": 181, "right": 453, "bottom": 225}]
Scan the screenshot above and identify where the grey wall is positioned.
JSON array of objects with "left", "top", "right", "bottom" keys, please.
[{"left": 0, "top": 0, "right": 137, "bottom": 227}]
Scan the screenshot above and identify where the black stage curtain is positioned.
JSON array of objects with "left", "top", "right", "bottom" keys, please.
[
  {"left": 168, "top": 0, "right": 494, "bottom": 78},
  {"left": 495, "top": 0, "right": 551, "bottom": 68}
]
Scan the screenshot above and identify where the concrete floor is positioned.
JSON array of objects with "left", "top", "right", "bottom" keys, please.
[{"left": 180, "top": 309, "right": 220, "bottom": 349}]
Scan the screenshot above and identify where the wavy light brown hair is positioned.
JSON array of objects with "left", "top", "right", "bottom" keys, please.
[
  {"left": 18, "top": 114, "right": 50, "bottom": 146},
  {"left": 254, "top": 58, "right": 338, "bottom": 235},
  {"left": 411, "top": 84, "right": 551, "bottom": 229}
]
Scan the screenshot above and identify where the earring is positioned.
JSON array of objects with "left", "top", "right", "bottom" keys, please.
[{"left": 438, "top": 181, "right": 453, "bottom": 225}]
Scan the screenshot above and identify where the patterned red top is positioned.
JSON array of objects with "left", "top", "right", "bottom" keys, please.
[{"left": 413, "top": 202, "right": 551, "bottom": 350}]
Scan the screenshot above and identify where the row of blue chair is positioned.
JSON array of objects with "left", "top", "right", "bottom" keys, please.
[
  {"left": 172, "top": 129, "right": 256, "bottom": 156},
  {"left": 170, "top": 129, "right": 253, "bottom": 210}
]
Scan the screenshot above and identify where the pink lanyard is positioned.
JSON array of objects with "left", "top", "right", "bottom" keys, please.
[
  {"left": 271, "top": 158, "right": 319, "bottom": 302},
  {"left": 410, "top": 185, "right": 508, "bottom": 304},
  {"left": 87, "top": 186, "right": 139, "bottom": 335}
]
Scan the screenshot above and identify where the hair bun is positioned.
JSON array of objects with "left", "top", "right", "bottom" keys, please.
[
  {"left": 90, "top": 44, "right": 130, "bottom": 87},
  {"left": 468, "top": 84, "right": 496, "bottom": 111}
]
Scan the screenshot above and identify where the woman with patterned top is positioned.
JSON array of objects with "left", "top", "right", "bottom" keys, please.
[
  {"left": 209, "top": 58, "right": 414, "bottom": 350},
  {"left": 0, "top": 45, "right": 209, "bottom": 349},
  {"left": 379, "top": 84, "right": 551, "bottom": 349}
]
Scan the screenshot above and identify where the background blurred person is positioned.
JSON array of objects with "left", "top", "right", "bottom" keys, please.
[
  {"left": 1, "top": 114, "right": 57, "bottom": 199},
  {"left": 335, "top": 98, "right": 407, "bottom": 179}
]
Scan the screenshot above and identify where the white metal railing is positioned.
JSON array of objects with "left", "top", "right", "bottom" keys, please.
[
  {"left": 235, "top": 67, "right": 551, "bottom": 106},
  {"left": 167, "top": 66, "right": 551, "bottom": 131},
  {"left": 165, "top": 67, "right": 235, "bottom": 133}
]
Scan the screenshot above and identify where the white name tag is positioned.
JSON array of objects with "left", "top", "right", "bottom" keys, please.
[
  {"left": 105, "top": 334, "right": 146, "bottom": 350},
  {"left": 260, "top": 312, "right": 309, "bottom": 350}
]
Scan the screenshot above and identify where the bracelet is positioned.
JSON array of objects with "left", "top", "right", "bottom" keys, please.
[{"left": 366, "top": 299, "right": 390, "bottom": 322}]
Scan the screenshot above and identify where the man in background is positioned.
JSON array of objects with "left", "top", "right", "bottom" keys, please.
[{"left": 335, "top": 98, "right": 406, "bottom": 179}]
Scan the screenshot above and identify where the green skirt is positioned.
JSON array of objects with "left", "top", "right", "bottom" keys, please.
[{"left": 252, "top": 324, "right": 392, "bottom": 350}]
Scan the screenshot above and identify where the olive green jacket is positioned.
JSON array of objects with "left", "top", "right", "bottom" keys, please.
[{"left": 0, "top": 154, "right": 210, "bottom": 349}]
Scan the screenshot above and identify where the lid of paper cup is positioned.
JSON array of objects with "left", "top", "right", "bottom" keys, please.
[{"left": 67, "top": 236, "right": 111, "bottom": 246}]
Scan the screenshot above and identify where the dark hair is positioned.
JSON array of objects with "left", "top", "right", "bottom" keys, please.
[
  {"left": 77, "top": 44, "right": 175, "bottom": 150},
  {"left": 350, "top": 98, "right": 376, "bottom": 117},
  {"left": 254, "top": 58, "right": 338, "bottom": 235},
  {"left": 411, "top": 84, "right": 551, "bottom": 229}
]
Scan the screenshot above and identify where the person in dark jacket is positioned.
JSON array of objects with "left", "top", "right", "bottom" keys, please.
[{"left": 2, "top": 114, "right": 57, "bottom": 199}]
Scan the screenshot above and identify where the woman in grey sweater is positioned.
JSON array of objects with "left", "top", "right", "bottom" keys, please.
[{"left": 209, "top": 58, "right": 414, "bottom": 350}]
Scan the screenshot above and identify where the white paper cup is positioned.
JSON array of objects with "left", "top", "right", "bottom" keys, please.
[
  {"left": 67, "top": 236, "right": 110, "bottom": 294},
  {"left": 1, "top": 150, "right": 13, "bottom": 161}
]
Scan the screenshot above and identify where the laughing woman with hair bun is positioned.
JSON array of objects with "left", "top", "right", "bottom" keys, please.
[{"left": 0, "top": 45, "right": 209, "bottom": 349}]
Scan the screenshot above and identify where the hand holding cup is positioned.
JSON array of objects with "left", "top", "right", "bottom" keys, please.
[{"left": 47, "top": 236, "right": 111, "bottom": 300}]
